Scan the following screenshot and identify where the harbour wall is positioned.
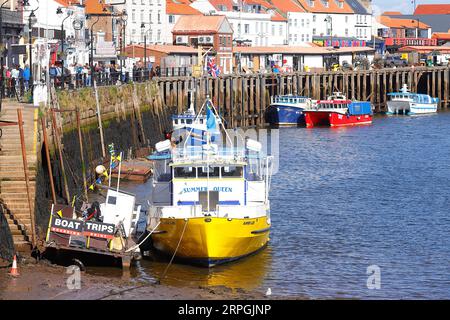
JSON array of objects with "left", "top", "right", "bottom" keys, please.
[
  {"left": 33, "top": 82, "right": 173, "bottom": 237},
  {"left": 156, "top": 66, "right": 450, "bottom": 128},
  {"left": 0, "top": 203, "right": 14, "bottom": 263}
]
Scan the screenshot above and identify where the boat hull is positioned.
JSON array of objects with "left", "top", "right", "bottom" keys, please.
[
  {"left": 151, "top": 216, "right": 271, "bottom": 267},
  {"left": 387, "top": 101, "right": 437, "bottom": 115},
  {"left": 266, "top": 105, "right": 305, "bottom": 126},
  {"left": 304, "top": 111, "right": 372, "bottom": 128}
]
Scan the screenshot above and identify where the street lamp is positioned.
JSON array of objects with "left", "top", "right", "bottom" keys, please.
[
  {"left": 26, "top": 1, "right": 39, "bottom": 101},
  {"left": 57, "top": 7, "right": 73, "bottom": 88},
  {"left": 324, "top": 15, "right": 333, "bottom": 48},
  {"left": 118, "top": 10, "right": 128, "bottom": 75},
  {"left": 140, "top": 22, "right": 152, "bottom": 70},
  {"left": 86, "top": 14, "right": 100, "bottom": 87}
]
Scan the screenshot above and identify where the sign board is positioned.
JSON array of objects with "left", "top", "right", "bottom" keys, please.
[
  {"left": 50, "top": 216, "right": 115, "bottom": 239},
  {"left": 83, "top": 221, "right": 115, "bottom": 239},
  {"left": 192, "top": 65, "right": 202, "bottom": 78},
  {"left": 51, "top": 217, "right": 83, "bottom": 236}
]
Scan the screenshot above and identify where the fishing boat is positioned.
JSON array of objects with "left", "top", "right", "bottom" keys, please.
[
  {"left": 265, "top": 95, "right": 312, "bottom": 126},
  {"left": 303, "top": 92, "right": 373, "bottom": 128},
  {"left": 387, "top": 84, "right": 438, "bottom": 115},
  {"left": 146, "top": 98, "right": 274, "bottom": 267}
]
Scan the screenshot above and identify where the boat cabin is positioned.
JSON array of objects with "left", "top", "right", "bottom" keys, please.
[
  {"left": 388, "top": 93, "right": 438, "bottom": 104},
  {"left": 271, "top": 95, "right": 309, "bottom": 105},
  {"left": 149, "top": 145, "right": 270, "bottom": 217}
]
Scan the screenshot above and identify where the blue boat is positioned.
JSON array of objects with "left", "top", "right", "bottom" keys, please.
[{"left": 265, "top": 95, "right": 312, "bottom": 126}]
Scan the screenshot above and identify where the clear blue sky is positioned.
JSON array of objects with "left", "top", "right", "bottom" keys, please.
[{"left": 372, "top": 0, "right": 450, "bottom": 15}]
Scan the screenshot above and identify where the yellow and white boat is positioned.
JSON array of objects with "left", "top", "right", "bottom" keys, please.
[{"left": 146, "top": 98, "right": 274, "bottom": 267}]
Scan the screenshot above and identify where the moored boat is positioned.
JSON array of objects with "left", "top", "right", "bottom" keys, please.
[
  {"left": 303, "top": 92, "right": 373, "bottom": 128},
  {"left": 265, "top": 95, "right": 312, "bottom": 126},
  {"left": 146, "top": 98, "right": 274, "bottom": 267},
  {"left": 387, "top": 84, "right": 438, "bottom": 115}
]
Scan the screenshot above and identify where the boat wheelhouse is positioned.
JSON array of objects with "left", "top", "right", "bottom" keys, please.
[
  {"left": 147, "top": 99, "right": 274, "bottom": 267},
  {"left": 387, "top": 84, "right": 438, "bottom": 115},
  {"left": 303, "top": 92, "right": 373, "bottom": 128},
  {"left": 266, "top": 95, "right": 313, "bottom": 126}
]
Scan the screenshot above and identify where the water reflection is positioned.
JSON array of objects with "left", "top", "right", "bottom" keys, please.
[{"left": 137, "top": 246, "right": 272, "bottom": 292}]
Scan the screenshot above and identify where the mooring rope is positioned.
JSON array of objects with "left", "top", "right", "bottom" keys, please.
[
  {"left": 125, "top": 221, "right": 160, "bottom": 253},
  {"left": 158, "top": 218, "right": 189, "bottom": 284}
]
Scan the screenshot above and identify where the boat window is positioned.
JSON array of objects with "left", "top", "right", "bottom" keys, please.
[
  {"left": 197, "top": 166, "right": 220, "bottom": 178},
  {"left": 199, "top": 119, "right": 204, "bottom": 124},
  {"left": 174, "top": 119, "right": 178, "bottom": 124},
  {"left": 186, "top": 119, "right": 192, "bottom": 124},
  {"left": 174, "top": 167, "right": 197, "bottom": 178},
  {"left": 180, "top": 119, "right": 185, "bottom": 124},
  {"left": 107, "top": 196, "right": 117, "bottom": 205},
  {"left": 221, "top": 166, "right": 243, "bottom": 178}
]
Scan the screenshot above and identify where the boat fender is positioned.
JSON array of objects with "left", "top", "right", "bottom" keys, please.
[{"left": 71, "top": 258, "right": 86, "bottom": 272}]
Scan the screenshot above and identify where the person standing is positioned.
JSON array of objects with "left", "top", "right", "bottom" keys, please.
[
  {"left": 23, "top": 64, "right": 30, "bottom": 92},
  {"left": 10, "top": 65, "right": 20, "bottom": 97}
]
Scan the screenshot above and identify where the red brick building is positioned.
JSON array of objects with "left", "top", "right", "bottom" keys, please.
[{"left": 172, "top": 15, "right": 233, "bottom": 74}]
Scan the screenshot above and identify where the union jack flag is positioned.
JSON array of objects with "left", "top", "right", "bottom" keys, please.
[{"left": 206, "top": 56, "right": 220, "bottom": 77}]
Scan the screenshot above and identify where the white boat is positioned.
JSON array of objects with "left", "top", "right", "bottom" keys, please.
[
  {"left": 146, "top": 98, "right": 274, "bottom": 267},
  {"left": 387, "top": 84, "right": 438, "bottom": 115}
]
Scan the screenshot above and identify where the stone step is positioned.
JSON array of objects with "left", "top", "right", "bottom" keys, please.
[
  {"left": 13, "top": 234, "right": 28, "bottom": 242},
  {"left": 9, "top": 228, "right": 24, "bottom": 235},
  {"left": 0, "top": 159, "right": 36, "bottom": 166},
  {"left": 4, "top": 204, "right": 34, "bottom": 212},
  {"left": 8, "top": 221, "right": 31, "bottom": 231},
  {"left": 14, "top": 240, "right": 32, "bottom": 254},
  {"left": 0, "top": 174, "right": 36, "bottom": 180},
  {"left": 0, "top": 193, "right": 33, "bottom": 200},
  {"left": 0, "top": 155, "right": 37, "bottom": 161},
  {"left": 0, "top": 187, "right": 36, "bottom": 194},
  {"left": 0, "top": 180, "right": 36, "bottom": 186}
]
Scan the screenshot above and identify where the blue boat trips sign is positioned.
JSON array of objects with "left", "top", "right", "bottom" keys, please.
[{"left": 50, "top": 217, "right": 115, "bottom": 239}]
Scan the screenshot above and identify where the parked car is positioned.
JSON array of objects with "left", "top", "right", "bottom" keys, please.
[{"left": 384, "top": 56, "right": 408, "bottom": 68}]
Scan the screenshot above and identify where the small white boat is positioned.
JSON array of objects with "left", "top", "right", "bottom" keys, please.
[{"left": 387, "top": 84, "right": 438, "bottom": 115}]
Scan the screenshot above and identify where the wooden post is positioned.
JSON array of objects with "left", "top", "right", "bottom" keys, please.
[
  {"left": 76, "top": 109, "right": 88, "bottom": 201},
  {"left": 40, "top": 115, "right": 57, "bottom": 205},
  {"left": 17, "top": 109, "right": 36, "bottom": 247},
  {"left": 93, "top": 80, "right": 106, "bottom": 158},
  {"left": 51, "top": 109, "right": 71, "bottom": 204}
]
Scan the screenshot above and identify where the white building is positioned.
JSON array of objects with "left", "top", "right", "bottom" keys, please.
[
  {"left": 125, "top": 0, "right": 168, "bottom": 45},
  {"left": 190, "top": 0, "right": 286, "bottom": 47},
  {"left": 21, "top": 0, "right": 89, "bottom": 67},
  {"left": 346, "top": 0, "right": 372, "bottom": 41}
]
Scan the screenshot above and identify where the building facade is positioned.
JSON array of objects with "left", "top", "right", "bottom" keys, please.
[
  {"left": 125, "top": 0, "right": 168, "bottom": 45},
  {"left": 172, "top": 15, "right": 233, "bottom": 74}
]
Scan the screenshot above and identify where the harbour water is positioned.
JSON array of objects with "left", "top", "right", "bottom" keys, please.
[{"left": 91, "top": 112, "right": 450, "bottom": 299}]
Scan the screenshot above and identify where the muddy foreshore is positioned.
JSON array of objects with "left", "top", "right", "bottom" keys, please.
[{"left": 0, "top": 258, "right": 282, "bottom": 300}]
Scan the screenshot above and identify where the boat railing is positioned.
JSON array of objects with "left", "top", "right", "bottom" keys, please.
[
  {"left": 172, "top": 146, "right": 248, "bottom": 164},
  {"left": 152, "top": 203, "right": 267, "bottom": 219}
]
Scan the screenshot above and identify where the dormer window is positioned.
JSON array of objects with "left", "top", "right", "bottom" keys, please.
[
  {"left": 308, "top": 0, "right": 315, "bottom": 7},
  {"left": 321, "top": 0, "right": 329, "bottom": 8},
  {"left": 335, "top": 0, "right": 343, "bottom": 9}
]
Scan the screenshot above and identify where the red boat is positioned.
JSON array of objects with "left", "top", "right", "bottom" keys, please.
[{"left": 304, "top": 93, "right": 373, "bottom": 128}]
